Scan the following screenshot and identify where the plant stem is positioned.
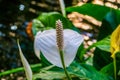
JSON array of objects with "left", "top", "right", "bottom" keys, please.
[
  {"left": 0, "top": 63, "right": 42, "bottom": 77},
  {"left": 59, "top": 50, "right": 72, "bottom": 80},
  {"left": 113, "top": 55, "right": 117, "bottom": 80},
  {"left": 59, "top": 0, "right": 66, "bottom": 17}
]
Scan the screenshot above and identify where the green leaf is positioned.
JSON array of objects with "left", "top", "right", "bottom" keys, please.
[
  {"left": 100, "top": 63, "right": 114, "bottom": 76},
  {"left": 66, "top": 3, "right": 111, "bottom": 21},
  {"left": 33, "top": 71, "right": 66, "bottom": 80},
  {"left": 76, "top": 43, "right": 85, "bottom": 62},
  {"left": 32, "top": 12, "right": 74, "bottom": 36},
  {"left": 79, "top": 36, "right": 110, "bottom": 62},
  {"left": 68, "top": 62, "right": 113, "bottom": 80},
  {"left": 33, "top": 62, "right": 113, "bottom": 80},
  {"left": 33, "top": 65, "right": 65, "bottom": 80},
  {"left": 96, "top": 10, "right": 120, "bottom": 40},
  {"left": 37, "top": 12, "right": 73, "bottom": 29},
  {"left": 114, "top": 10, "right": 120, "bottom": 24},
  {"left": 94, "top": 36, "right": 110, "bottom": 52},
  {"left": 93, "top": 10, "right": 120, "bottom": 70},
  {"left": 100, "top": 61, "right": 120, "bottom": 80}
]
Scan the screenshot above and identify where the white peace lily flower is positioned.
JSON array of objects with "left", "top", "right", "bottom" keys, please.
[
  {"left": 34, "top": 29, "right": 84, "bottom": 68},
  {"left": 17, "top": 41, "right": 32, "bottom": 80}
]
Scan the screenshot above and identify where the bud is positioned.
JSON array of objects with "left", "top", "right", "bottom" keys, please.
[
  {"left": 111, "top": 25, "right": 120, "bottom": 58},
  {"left": 56, "top": 19, "right": 64, "bottom": 50}
]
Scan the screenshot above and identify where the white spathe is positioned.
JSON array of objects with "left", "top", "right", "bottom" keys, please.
[{"left": 34, "top": 29, "right": 84, "bottom": 68}]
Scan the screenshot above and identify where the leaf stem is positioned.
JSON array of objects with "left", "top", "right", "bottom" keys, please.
[
  {"left": 0, "top": 63, "right": 42, "bottom": 77},
  {"left": 59, "top": 0, "right": 66, "bottom": 17},
  {"left": 59, "top": 50, "right": 72, "bottom": 80},
  {"left": 113, "top": 55, "right": 117, "bottom": 80}
]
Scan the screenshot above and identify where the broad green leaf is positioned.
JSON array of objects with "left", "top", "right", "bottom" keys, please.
[
  {"left": 80, "top": 36, "right": 110, "bottom": 62},
  {"left": 66, "top": 3, "right": 111, "bottom": 21},
  {"left": 33, "top": 62, "right": 112, "bottom": 80},
  {"left": 68, "top": 62, "right": 113, "bottom": 80},
  {"left": 33, "top": 71, "right": 66, "bottom": 80},
  {"left": 93, "top": 10, "right": 120, "bottom": 70},
  {"left": 100, "top": 63, "right": 114, "bottom": 76},
  {"left": 17, "top": 40, "right": 32, "bottom": 80},
  {"left": 32, "top": 12, "right": 74, "bottom": 36},
  {"left": 100, "top": 62, "right": 120, "bottom": 80},
  {"left": 37, "top": 12, "right": 73, "bottom": 29},
  {"left": 114, "top": 10, "right": 120, "bottom": 24},
  {"left": 97, "top": 10, "right": 120, "bottom": 40},
  {"left": 33, "top": 65, "right": 65, "bottom": 80},
  {"left": 37, "top": 12, "right": 73, "bottom": 28},
  {"left": 93, "top": 48, "right": 112, "bottom": 70},
  {"left": 94, "top": 36, "right": 110, "bottom": 52}
]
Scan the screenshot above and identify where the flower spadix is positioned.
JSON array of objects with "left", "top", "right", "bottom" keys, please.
[
  {"left": 34, "top": 20, "right": 84, "bottom": 68},
  {"left": 111, "top": 25, "right": 120, "bottom": 58}
]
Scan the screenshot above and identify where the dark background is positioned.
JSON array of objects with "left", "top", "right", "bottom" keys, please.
[{"left": 0, "top": 0, "right": 73, "bottom": 79}]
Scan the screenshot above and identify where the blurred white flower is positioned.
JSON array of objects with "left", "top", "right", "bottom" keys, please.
[
  {"left": 34, "top": 29, "right": 84, "bottom": 68},
  {"left": 17, "top": 41, "right": 32, "bottom": 80}
]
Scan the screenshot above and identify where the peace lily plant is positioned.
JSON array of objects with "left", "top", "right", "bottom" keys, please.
[
  {"left": 17, "top": 19, "right": 84, "bottom": 80},
  {"left": 34, "top": 19, "right": 84, "bottom": 79}
]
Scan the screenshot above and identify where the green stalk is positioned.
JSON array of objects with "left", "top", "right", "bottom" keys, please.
[
  {"left": 59, "top": 0, "right": 66, "bottom": 17},
  {"left": 59, "top": 50, "right": 72, "bottom": 80},
  {"left": 0, "top": 63, "right": 42, "bottom": 77},
  {"left": 113, "top": 55, "right": 117, "bottom": 80}
]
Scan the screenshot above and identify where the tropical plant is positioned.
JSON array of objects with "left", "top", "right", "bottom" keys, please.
[{"left": 1, "top": 1, "right": 120, "bottom": 80}]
